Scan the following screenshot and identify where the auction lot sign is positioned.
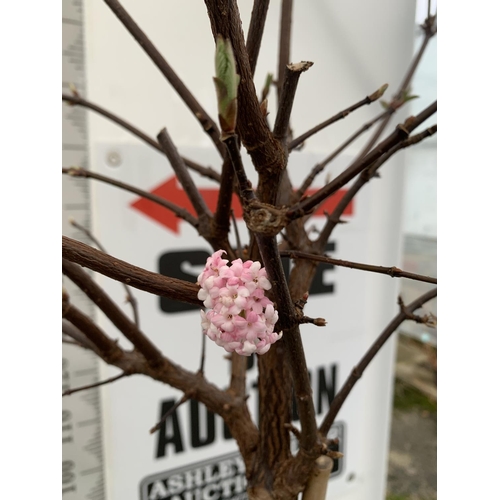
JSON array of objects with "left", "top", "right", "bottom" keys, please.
[{"left": 93, "top": 144, "right": 384, "bottom": 500}]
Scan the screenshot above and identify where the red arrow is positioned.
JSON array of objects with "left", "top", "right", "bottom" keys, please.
[{"left": 130, "top": 176, "right": 353, "bottom": 234}]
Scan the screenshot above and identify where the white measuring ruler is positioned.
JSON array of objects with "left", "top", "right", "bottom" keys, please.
[{"left": 62, "top": 1, "right": 106, "bottom": 499}]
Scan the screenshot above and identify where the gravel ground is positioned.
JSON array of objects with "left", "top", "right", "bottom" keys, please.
[
  {"left": 387, "top": 408, "right": 437, "bottom": 500},
  {"left": 386, "top": 335, "right": 437, "bottom": 500}
]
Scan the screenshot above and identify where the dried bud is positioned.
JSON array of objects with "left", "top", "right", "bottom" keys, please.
[
  {"left": 260, "top": 98, "right": 268, "bottom": 117},
  {"left": 313, "top": 318, "right": 327, "bottom": 327}
]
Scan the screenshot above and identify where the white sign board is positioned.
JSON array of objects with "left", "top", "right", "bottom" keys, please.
[{"left": 91, "top": 144, "right": 390, "bottom": 500}]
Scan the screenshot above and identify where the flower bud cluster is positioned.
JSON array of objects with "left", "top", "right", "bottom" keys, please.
[{"left": 197, "top": 250, "right": 282, "bottom": 356}]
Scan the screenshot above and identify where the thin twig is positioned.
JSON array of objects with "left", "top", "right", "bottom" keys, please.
[
  {"left": 63, "top": 289, "right": 124, "bottom": 363},
  {"left": 295, "top": 110, "right": 388, "bottom": 200},
  {"left": 230, "top": 209, "right": 243, "bottom": 257},
  {"left": 286, "top": 101, "right": 437, "bottom": 220},
  {"left": 157, "top": 128, "right": 212, "bottom": 222},
  {"left": 63, "top": 259, "right": 165, "bottom": 368},
  {"left": 288, "top": 84, "right": 388, "bottom": 151},
  {"left": 62, "top": 319, "right": 99, "bottom": 351},
  {"left": 355, "top": 13, "right": 436, "bottom": 159},
  {"left": 150, "top": 331, "right": 207, "bottom": 433},
  {"left": 102, "top": 0, "right": 225, "bottom": 156},
  {"left": 63, "top": 373, "right": 129, "bottom": 397},
  {"left": 62, "top": 338, "right": 86, "bottom": 348},
  {"left": 199, "top": 330, "right": 207, "bottom": 375},
  {"left": 69, "top": 218, "right": 140, "bottom": 327},
  {"left": 213, "top": 155, "right": 238, "bottom": 259},
  {"left": 62, "top": 167, "right": 198, "bottom": 229},
  {"left": 319, "top": 288, "right": 437, "bottom": 435},
  {"left": 273, "top": 62, "right": 313, "bottom": 144},
  {"left": 223, "top": 135, "right": 256, "bottom": 203},
  {"left": 62, "top": 237, "right": 201, "bottom": 306},
  {"left": 280, "top": 250, "right": 437, "bottom": 284},
  {"left": 62, "top": 93, "right": 220, "bottom": 182},
  {"left": 298, "top": 316, "right": 327, "bottom": 326},
  {"left": 316, "top": 124, "right": 437, "bottom": 248},
  {"left": 149, "top": 393, "right": 191, "bottom": 434},
  {"left": 277, "top": 0, "right": 294, "bottom": 100},
  {"left": 246, "top": 0, "right": 271, "bottom": 76},
  {"left": 62, "top": 93, "right": 160, "bottom": 150}
]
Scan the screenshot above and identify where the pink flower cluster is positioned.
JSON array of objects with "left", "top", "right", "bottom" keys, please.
[{"left": 197, "top": 250, "right": 282, "bottom": 356}]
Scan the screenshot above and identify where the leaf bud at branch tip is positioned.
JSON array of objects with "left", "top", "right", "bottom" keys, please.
[
  {"left": 261, "top": 72, "right": 273, "bottom": 102},
  {"left": 213, "top": 35, "right": 240, "bottom": 139},
  {"left": 369, "top": 83, "right": 389, "bottom": 101}
]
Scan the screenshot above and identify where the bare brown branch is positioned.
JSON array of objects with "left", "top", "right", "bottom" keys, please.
[
  {"left": 246, "top": 0, "right": 271, "bottom": 76},
  {"left": 273, "top": 61, "right": 314, "bottom": 144},
  {"left": 63, "top": 167, "right": 199, "bottom": 229},
  {"left": 229, "top": 354, "right": 247, "bottom": 398},
  {"left": 288, "top": 84, "right": 388, "bottom": 151},
  {"left": 280, "top": 250, "right": 437, "bottom": 284},
  {"left": 157, "top": 128, "right": 212, "bottom": 227},
  {"left": 277, "top": 0, "right": 294, "bottom": 99},
  {"left": 63, "top": 372, "right": 129, "bottom": 397},
  {"left": 295, "top": 110, "right": 388, "bottom": 199},
  {"left": 64, "top": 94, "right": 222, "bottom": 182},
  {"left": 69, "top": 218, "right": 140, "bottom": 327},
  {"left": 316, "top": 124, "right": 437, "bottom": 248},
  {"left": 150, "top": 393, "right": 191, "bottom": 434},
  {"left": 62, "top": 236, "right": 200, "bottom": 305},
  {"left": 102, "top": 0, "right": 225, "bottom": 156},
  {"left": 319, "top": 288, "right": 437, "bottom": 435},
  {"left": 355, "top": 13, "right": 437, "bottom": 159},
  {"left": 63, "top": 258, "right": 165, "bottom": 368},
  {"left": 253, "top": 236, "right": 318, "bottom": 460},
  {"left": 287, "top": 101, "right": 437, "bottom": 220},
  {"left": 63, "top": 289, "right": 125, "bottom": 364},
  {"left": 213, "top": 155, "right": 238, "bottom": 261},
  {"left": 62, "top": 319, "right": 99, "bottom": 352}
]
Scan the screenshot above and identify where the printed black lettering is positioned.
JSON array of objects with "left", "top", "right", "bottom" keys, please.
[
  {"left": 157, "top": 242, "right": 336, "bottom": 315},
  {"left": 159, "top": 250, "right": 210, "bottom": 313},
  {"left": 190, "top": 400, "right": 216, "bottom": 448},
  {"left": 184, "top": 489, "right": 202, "bottom": 500},
  {"left": 223, "top": 419, "right": 233, "bottom": 440},
  {"left": 310, "top": 242, "right": 336, "bottom": 295},
  {"left": 202, "top": 483, "right": 220, "bottom": 500},
  {"left": 156, "top": 399, "right": 184, "bottom": 458},
  {"left": 167, "top": 473, "right": 184, "bottom": 495},
  {"left": 203, "top": 464, "right": 219, "bottom": 483},
  {"left": 148, "top": 480, "right": 168, "bottom": 500},
  {"left": 184, "top": 468, "right": 204, "bottom": 490}
]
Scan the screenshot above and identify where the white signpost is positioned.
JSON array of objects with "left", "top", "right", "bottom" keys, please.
[{"left": 63, "top": 1, "right": 416, "bottom": 499}]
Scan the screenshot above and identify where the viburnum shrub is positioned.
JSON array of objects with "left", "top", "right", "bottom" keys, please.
[
  {"left": 61, "top": 1, "right": 437, "bottom": 497},
  {"left": 198, "top": 250, "right": 282, "bottom": 356}
]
